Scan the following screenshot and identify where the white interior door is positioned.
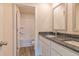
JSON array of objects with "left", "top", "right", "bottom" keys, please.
[
  {"left": 0, "top": 4, "right": 8, "bottom": 56},
  {"left": 0, "top": 4, "right": 13, "bottom": 56}
]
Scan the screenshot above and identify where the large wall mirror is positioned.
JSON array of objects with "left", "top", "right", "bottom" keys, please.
[
  {"left": 53, "top": 3, "right": 67, "bottom": 32},
  {"left": 73, "top": 4, "right": 79, "bottom": 32}
]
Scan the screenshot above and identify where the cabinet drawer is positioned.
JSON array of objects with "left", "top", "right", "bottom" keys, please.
[
  {"left": 51, "top": 41, "right": 78, "bottom": 56},
  {"left": 39, "top": 36, "right": 50, "bottom": 45}
]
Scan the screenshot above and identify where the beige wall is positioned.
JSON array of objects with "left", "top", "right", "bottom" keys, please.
[
  {"left": 36, "top": 3, "right": 79, "bottom": 34},
  {"left": 36, "top": 4, "right": 53, "bottom": 32},
  {"left": 3, "top": 4, "right": 13, "bottom": 55}
]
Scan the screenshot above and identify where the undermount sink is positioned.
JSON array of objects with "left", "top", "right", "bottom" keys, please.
[
  {"left": 64, "top": 40, "right": 79, "bottom": 47},
  {"left": 46, "top": 35, "right": 56, "bottom": 38}
]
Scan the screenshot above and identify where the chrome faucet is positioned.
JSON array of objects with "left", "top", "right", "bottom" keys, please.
[
  {"left": 53, "top": 31, "right": 58, "bottom": 37},
  {"left": 55, "top": 32, "right": 57, "bottom": 36}
]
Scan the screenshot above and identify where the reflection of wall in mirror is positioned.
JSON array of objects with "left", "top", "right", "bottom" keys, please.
[
  {"left": 61, "top": 4, "right": 65, "bottom": 16},
  {"left": 54, "top": 4, "right": 66, "bottom": 30},
  {"left": 76, "top": 4, "right": 79, "bottom": 31}
]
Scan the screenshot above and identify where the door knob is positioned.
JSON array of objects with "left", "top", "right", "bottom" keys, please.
[{"left": 0, "top": 41, "right": 8, "bottom": 47}]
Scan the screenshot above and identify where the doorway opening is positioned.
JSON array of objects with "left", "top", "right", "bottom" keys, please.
[{"left": 15, "top": 4, "right": 35, "bottom": 56}]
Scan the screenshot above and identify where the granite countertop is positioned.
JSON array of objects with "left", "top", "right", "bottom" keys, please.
[{"left": 39, "top": 32, "right": 79, "bottom": 53}]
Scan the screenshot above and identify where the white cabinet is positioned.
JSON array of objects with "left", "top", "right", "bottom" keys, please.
[
  {"left": 40, "top": 41, "right": 46, "bottom": 56},
  {"left": 51, "top": 47, "right": 61, "bottom": 56},
  {"left": 39, "top": 35, "right": 79, "bottom": 56},
  {"left": 39, "top": 36, "right": 50, "bottom": 56},
  {"left": 51, "top": 41, "right": 78, "bottom": 56},
  {"left": 40, "top": 41, "right": 50, "bottom": 56}
]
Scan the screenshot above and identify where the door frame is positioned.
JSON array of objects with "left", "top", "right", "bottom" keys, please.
[
  {"left": 12, "top": 4, "right": 17, "bottom": 56},
  {"left": 12, "top": 4, "right": 37, "bottom": 56}
]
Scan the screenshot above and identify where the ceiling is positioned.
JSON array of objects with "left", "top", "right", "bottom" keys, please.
[{"left": 16, "top": 3, "right": 36, "bottom": 14}]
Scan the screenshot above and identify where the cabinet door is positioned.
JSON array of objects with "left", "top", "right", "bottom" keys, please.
[
  {"left": 40, "top": 41, "right": 50, "bottom": 56},
  {"left": 51, "top": 41, "right": 78, "bottom": 56},
  {"left": 51, "top": 47, "right": 61, "bottom": 56},
  {"left": 40, "top": 41, "right": 46, "bottom": 56}
]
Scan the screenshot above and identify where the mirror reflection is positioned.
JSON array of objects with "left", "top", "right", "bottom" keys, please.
[
  {"left": 53, "top": 3, "right": 67, "bottom": 31},
  {"left": 73, "top": 4, "right": 79, "bottom": 31}
]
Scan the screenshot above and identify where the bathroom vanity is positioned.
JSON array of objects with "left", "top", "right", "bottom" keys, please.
[{"left": 39, "top": 32, "right": 79, "bottom": 56}]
